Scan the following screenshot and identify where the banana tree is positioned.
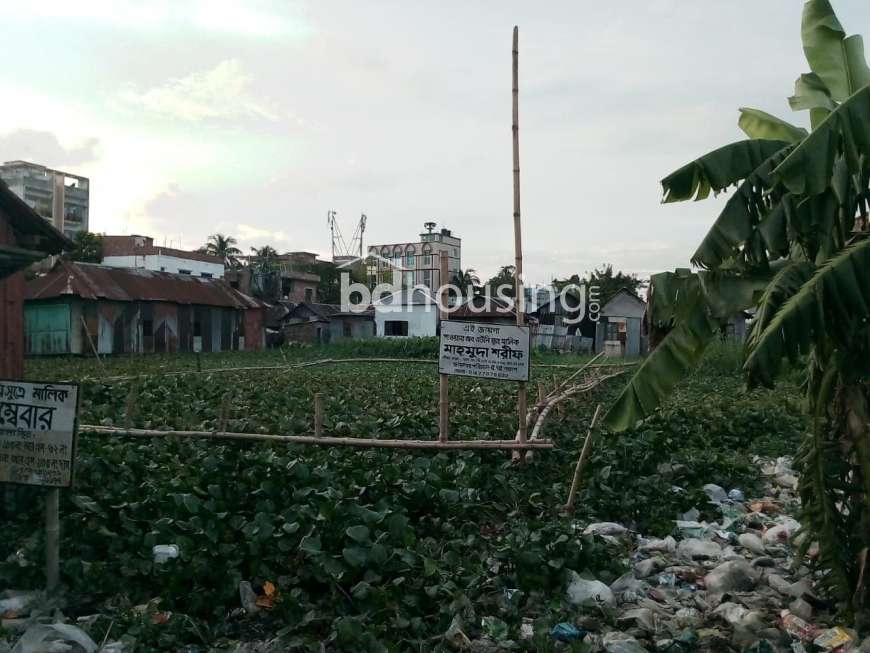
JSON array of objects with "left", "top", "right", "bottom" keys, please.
[{"left": 604, "top": 0, "right": 870, "bottom": 616}]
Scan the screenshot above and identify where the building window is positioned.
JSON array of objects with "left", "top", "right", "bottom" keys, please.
[
  {"left": 160, "top": 267, "right": 166, "bottom": 271},
  {"left": 405, "top": 245, "right": 415, "bottom": 268},
  {"left": 606, "top": 322, "right": 619, "bottom": 341},
  {"left": 423, "top": 269, "right": 432, "bottom": 288},
  {"left": 179, "top": 269, "right": 192, "bottom": 275},
  {"left": 384, "top": 320, "right": 409, "bottom": 336},
  {"left": 305, "top": 288, "right": 313, "bottom": 302},
  {"left": 201, "top": 272, "right": 212, "bottom": 278}
]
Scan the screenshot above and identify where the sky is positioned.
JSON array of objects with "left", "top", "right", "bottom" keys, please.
[{"left": 1, "top": 1, "right": 868, "bottom": 284}]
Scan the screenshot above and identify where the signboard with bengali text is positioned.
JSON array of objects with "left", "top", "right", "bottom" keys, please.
[
  {"left": 0, "top": 380, "right": 79, "bottom": 488},
  {"left": 439, "top": 321, "right": 530, "bottom": 381}
]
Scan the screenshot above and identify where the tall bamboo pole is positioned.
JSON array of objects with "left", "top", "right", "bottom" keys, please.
[
  {"left": 564, "top": 404, "right": 603, "bottom": 511},
  {"left": 45, "top": 488, "right": 59, "bottom": 591},
  {"left": 438, "top": 251, "right": 449, "bottom": 443},
  {"left": 512, "top": 26, "right": 528, "bottom": 451}
]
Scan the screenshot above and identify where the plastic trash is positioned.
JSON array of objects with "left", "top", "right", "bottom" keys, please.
[
  {"left": 703, "top": 484, "right": 728, "bottom": 504},
  {"left": 780, "top": 611, "right": 817, "bottom": 642},
  {"left": 445, "top": 615, "right": 472, "bottom": 650},
  {"left": 520, "top": 618, "right": 534, "bottom": 641},
  {"left": 239, "top": 581, "right": 259, "bottom": 615},
  {"left": 658, "top": 573, "right": 677, "bottom": 587},
  {"left": 11, "top": 623, "right": 97, "bottom": 653},
  {"left": 152, "top": 544, "right": 179, "bottom": 564},
  {"left": 727, "top": 488, "right": 745, "bottom": 502},
  {"left": 583, "top": 522, "right": 629, "bottom": 537},
  {"left": 480, "top": 616, "right": 508, "bottom": 641},
  {"left": 603, "top": 632, "right": 649, "bottom": 653},
  {"left": 813, "top": 627, "right": 853, "bottom": 651},
  {"left": 566, "top": 572, "right": 615, "bottom": 607},
  {"left": 0, "top": 592, "right": 38, "bottom": 619},
  {"left": 550, "top": 622, "right": 582, "bottom": 641}
]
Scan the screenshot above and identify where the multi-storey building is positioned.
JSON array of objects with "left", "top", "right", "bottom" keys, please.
[
  {"left": 366, "top": 223, "right": 461, "bottom": 293},
  {"left": 101, "top": 234, "right": 225, "bottom": 278},
  {"left": 0, "top": 161, "right": 89, "bottom": 240}
]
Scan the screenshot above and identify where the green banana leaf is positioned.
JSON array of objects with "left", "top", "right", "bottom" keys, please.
[
  {"left": 661, "top": 139, "right": 790, "bottom": 203},
  {"left": 773, "top": 84, "right": 870, "bottom": 196},
  {"left": 744, "top": 238, "right": 870, "bottom": 386},
  {"left": 801, "top": 0, "right": 870, "bottom": 103},
  {"left": 744, "top": 261, "right": 815, "bottom": 355},
  {"left": 691, "top": 145, "right": 793, "bottom": 269},
  {"left": 645, "top": 269, "right": 697, "bottom": 328},
  {"left": 788, "top": 72, "right": 834, "bottom": 129},
  {"left": 738, "top": 108, "right": 808, "bottom": 143},
  {"left": 602, "top": 307, "right": 716, "bottom": 432}
]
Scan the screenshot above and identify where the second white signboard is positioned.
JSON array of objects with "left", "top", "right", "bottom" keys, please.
[{"left": 439, "top": 321, "right": 530, "bottom": 382}]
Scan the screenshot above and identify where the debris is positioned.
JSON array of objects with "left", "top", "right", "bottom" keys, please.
[
  {"left": 519, "top": 618, "right": 534, "bottom": 641},
  {"left": 703, "top": 484, "right": 728, "bottom": 504},
  {"left": 239, "top": 581, "right": 260, "bottom": 615},
  {"left": 0, "top": 593, "right": 39, "bottom": 620},
  {"left": 11, "top": 623, "right": 97, "bottom": 653},
  {"left": 566, "top": 572, "right": 615, "bottom": 607},
  {"left": 445, "top": 615, "right": 472, "bottom": 650},
  {"left": 480, "top": 616, "right": 508, "bottom": 641},
  {"left": 762, "top": 524, "right": 792, "bottom": 546},
  {"left": 813, "top": 626, "right": 854, "bottom": 651},
  {"left": 727, "top": 489, "right": 745, "bottom": 502},
  {"left": 583, "top": 522, "right": 629, "bottom": 538},
  {"left": 704, "top": 559, "right": 758, "bottom": 594},
  {"left": 152, "top": 544, "right": 179, "bottom": 564},
  {"left": 780, "top": 611, "right": 817, "bottom": 642},
  {"left": 550, "top": 623, "right": 581, "bottom": 641},
  {"left": 677, "top": 539, "right": 721, "bottom": 561},
  {"left": 603, "top": 631, "right": 649, "bottom": 653},
  {"left": 255, "top": 581, "right": 277, "bottom": 609},
  {"left": 737, "top": 533, "right": 765, "bottom": 556},
  {"left": 788, "top": 598, "right": 813, "bottom": 622}
]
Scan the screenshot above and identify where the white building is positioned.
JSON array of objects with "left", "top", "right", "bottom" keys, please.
[
  {"left": 367, "top": 223, "right": 461, "bottom": 293},
  {"left": 373, "top": 287, "right": 438, "bottom": 337},
  {"left": 101, "top": 235, "right": 225, "bottom": 279}
]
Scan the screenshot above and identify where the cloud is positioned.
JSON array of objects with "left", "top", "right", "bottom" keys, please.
[
  {"left": 0, "top": 129, "right": 99, "bottom": 167},
  {"left": 117, "top": 60, "right": 278, "bottom": 123}
]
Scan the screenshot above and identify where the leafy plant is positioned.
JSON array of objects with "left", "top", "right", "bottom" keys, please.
[{"left": 605, "top": 0, "right": 870, "bottom": 617}]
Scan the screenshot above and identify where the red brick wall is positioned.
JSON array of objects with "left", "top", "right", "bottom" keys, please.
[{"left": 243, "top": 308, "right": 264, "bottom": 350}]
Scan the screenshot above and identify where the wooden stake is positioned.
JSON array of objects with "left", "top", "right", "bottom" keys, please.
[
  {"left": 512, "top": 26, "right": 527, "bottom": 459},
  {"left": 80, "top": 316, "right": 105, "bottom": 375},
  {"left": 314, "top": 393, "right": 324, "bottom": 437},
  {"left": 438, "top": 251, "right": 449, "bottom": 443},
  {"left": 218, "top": 390, "right": 234, "bottom": 433},
  {"left": 46, "top": 488, "right": 59, "bottom": 592},
  {"left": 564, "top": 403, "right": 603, "bottom": 511},
  {"left": 124, "top": 378, "right": 140, "bottom": 429},
  {"left": 81, "top": 425, "right": 555, "bottom": 450}
]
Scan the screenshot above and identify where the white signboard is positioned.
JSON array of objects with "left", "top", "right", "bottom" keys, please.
[
  {"left": 439, "top": 321, "right": 531, "bottom": 381},
  {"left": 0, "top": 380, "right": 79, "bottom": 487}
]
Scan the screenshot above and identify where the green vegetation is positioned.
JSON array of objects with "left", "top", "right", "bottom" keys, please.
[
  {"left": 4, "top": 345, "right": 805, "bottom": 650},
  {"left": 605, "top": 0, "right": 870, "bottom": 615}
]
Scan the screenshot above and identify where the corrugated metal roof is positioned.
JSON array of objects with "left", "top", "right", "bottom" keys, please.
[{"left": 26, "top": 259, "right": 264, "bottom": 309}]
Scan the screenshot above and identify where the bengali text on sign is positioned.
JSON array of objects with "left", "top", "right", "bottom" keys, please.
[{"left": 439, "top": 321, "right": 530, "bottom": 381}]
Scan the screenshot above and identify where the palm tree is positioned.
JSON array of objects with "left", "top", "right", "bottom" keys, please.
[
  {"left": 451, "top": 268, "right": 481, "bottom": 296},
  {"left": 605, "top": 0, "right": 870, "bottom": 616},
  {"left": 250, "top": 245, "right": 279, "bottom": 272},
  {"left": 203, "top": 234, "right": 242, "bottom": 268}
]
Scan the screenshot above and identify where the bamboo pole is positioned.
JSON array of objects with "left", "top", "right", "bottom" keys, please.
[
  {"left": 438, "top": 251, "right": 449, "bottom": 443},
  {"left": 314, "top": 393, "right": 323, "bottom": 437},
  {"left": 80, "top": 316, "right": 105, "bottom": 375},
  {"left": 45, "top": 488, "right": 59, "bottom": 592},
  {"left": 80, "top": 425, "right": 555, "bottom": 450},
  {"left": 563, "top": 404, "right": 604, "bottom": 511},
  {"left": 88, "top": 359, "right": 637, "bottom": 384},
  {"left": 512, "top": 26, "right": 527, "bottom": 459}
]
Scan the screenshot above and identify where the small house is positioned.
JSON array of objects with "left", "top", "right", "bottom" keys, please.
[
  {"left": 450, "top": 295, "right": 521, "bottom": 326},
  {"left": 25, "top": 260, "right": 266, "bottom": 355},
  {"left": 373, "top": 287, "right": 438, "bottom": 337},
  {"left": 530, "top": 290, "right": 595, "bottom": 353},
  {"left": 0, "top": 180, "right": 70, "bottom": 377},
  {"left": 595, "top": 288, "right": 647, "bottom": 357},
  {"left": 279, "top": 302, "right": 375, "bottom": 344}
]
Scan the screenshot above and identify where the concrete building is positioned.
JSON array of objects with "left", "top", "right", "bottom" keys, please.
[
  {"left": 101, "top": 235, "right": 225, "bottom": 278},
  {"left": 373, "top": 287, "right": 438, "bottom": 337},
  {"left": 366, "top": 223, "right": 460, "bottom": 293},
  {"left": 0, "top": 180, "right": 70, "bottom": 378},
  {"left": 25, "top": 260, "right": 265, "bottom": 355},
  {"left": 0, "top": 161, "right": 89, "bottom": 240}
]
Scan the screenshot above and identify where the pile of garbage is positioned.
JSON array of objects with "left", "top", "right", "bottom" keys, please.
[{"left": 462, "top": 456, "right": 861, "bottom": 652}]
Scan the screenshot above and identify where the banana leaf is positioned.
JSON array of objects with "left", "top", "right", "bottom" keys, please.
[
  {"left": 738, "top": 108, "right": 808, "bottom": 143},
  {"left": 661, "top": 139, "right": 790, "bottom": 203}
]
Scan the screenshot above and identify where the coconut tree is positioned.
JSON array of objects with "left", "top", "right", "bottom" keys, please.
[
  {"left": 250, "top": 245, "right": 279, "bottom": 272},
  {"left": 605, "top": 0, "right": 870, "bottom": 617},
  {"left": 451, "top": 268, "right": 481, "bottom": 296},
  {"left": 203, "top": 233, "right": 242, "bottom": 268}
]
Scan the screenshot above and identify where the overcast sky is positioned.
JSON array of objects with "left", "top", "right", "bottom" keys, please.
[{"left": 1, "top": 1, "right": 868, "bottom": 283}]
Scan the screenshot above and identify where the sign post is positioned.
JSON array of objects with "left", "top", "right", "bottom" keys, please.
[
  {"left": 0, "top": 379, "right": 79, "bottom": 592},
  {"left": 439, "top": 322, "right": 531, "bottom": 382},
  {"left": 438, "top": 251, "right": 450, "bottom": 443}
]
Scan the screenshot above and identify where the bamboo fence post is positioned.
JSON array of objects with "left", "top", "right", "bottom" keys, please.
[
  {"left": 438, "top": 251, "right": 449, "bottom": 443},
  {"left": 80, "top": 316, "right": 105, "bottom": 375},
  {"left": 314, "top": 393, "right": 324, "bottom": 437},
  {"left": 45, "top": 488, "right": 59, "bottom": 592},
  {"left": 512, "top": 26, "right": 527, "bottom": 461},
  {"left": 564, "top": 403, "right": 603, "bottom": 512},
  {"left": 537, "top": 380, "right": 545, "bottom": 406},
  {"left": 218, "top": 391, "right": 234, "bottom": 433}
]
